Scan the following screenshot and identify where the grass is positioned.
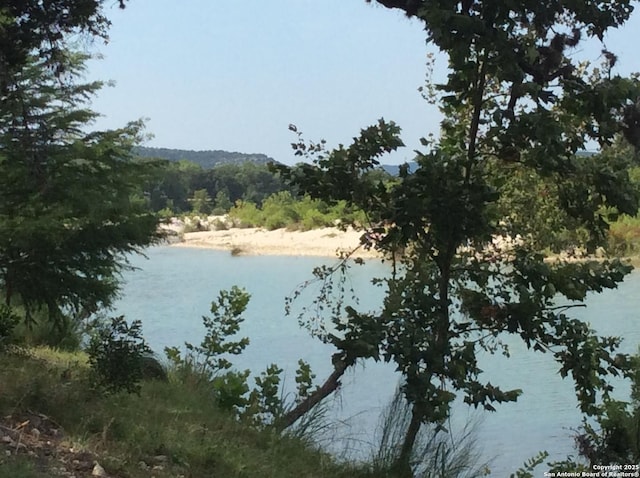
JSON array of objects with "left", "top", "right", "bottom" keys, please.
[
  {"left": 0, "top": 346, "right": 394, "bottom": 478},
  {"left": 0, "top": 455, "right": 49, "bottom": 478}
]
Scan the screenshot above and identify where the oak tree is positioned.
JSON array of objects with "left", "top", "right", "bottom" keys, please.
[{"left": 276, "top": 0, "right": 640, "bottom": 474}]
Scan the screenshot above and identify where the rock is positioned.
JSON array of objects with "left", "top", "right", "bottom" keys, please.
[
  {"left": 31, "top": 427, "right": 40, "bottom": 438},
  {"left": 141, "top": 355, "right": 168, "bottom": 382},
  {"left": 92, "top": 462, "right": 107, "bottom": 477},
  {"left": 1, "top": 435, "right": 12, "bottom": 444},
  {"left": 152, "top": 455, "right": 168, "bottom": 464}
]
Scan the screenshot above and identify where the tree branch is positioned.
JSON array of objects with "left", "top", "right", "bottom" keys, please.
[{"left": 276, "top": 355, "right": 354, "bottom": 431}]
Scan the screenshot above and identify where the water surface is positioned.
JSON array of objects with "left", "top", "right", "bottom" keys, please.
[{"left": 114, "top": 246, "right": 640, "bottom": 475}]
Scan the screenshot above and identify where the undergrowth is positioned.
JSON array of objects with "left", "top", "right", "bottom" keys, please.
[{"left": 0, "top": 347, "right": 368, "bottom": 478}]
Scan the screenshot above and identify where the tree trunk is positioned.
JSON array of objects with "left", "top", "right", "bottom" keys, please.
[{"left": 394, "top": 402, "right": 422, "bottom": 477}]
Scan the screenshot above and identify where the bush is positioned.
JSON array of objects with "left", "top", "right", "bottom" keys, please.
[
  {"left": 165, "top": 287, "right": 251, "bottom": 384},
  {"left": 264, "top": 212, "right": 289, "bottom": 230},
  {"left": 301, "top": 208, "right": 330, "bottom": 230},
  {"left": 86, "top": 316, "right": 152, "bottom": 394},
  {"left": 0, "top": 304, "right": 19, "bottom": 350},
  {"left": 164, "top": 287, "right": 316, "bottom": 427},
  {"left": 10, "top": 308, "right": 84, "bottom": 351},
  {"left": 608, "top": 215, "right": 640, "bottom": 255},
  {"left": 228, "top": 193, "right": 368, "bottom": 231},
  {"left": 228, "top": 200, "right": 262, "bottom": 227}
]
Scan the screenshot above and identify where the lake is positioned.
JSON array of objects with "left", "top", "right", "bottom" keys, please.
[{"left": 114, "top": 246, "right": 640, "bottom": 475}]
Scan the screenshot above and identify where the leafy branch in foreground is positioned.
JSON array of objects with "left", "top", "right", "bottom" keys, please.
[{"left": 165, "top": 287, "right": 317, "bottom": 428}]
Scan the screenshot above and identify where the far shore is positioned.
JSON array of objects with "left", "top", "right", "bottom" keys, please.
[
  {"left": 161, "top": 217, "right": 640, "bottom": 266},
  {"left": 169, "top": 226, "right": 380, "bottom": 258}
]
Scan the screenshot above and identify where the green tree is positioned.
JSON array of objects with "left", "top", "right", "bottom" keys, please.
[
  {"left": 276, "top": 1, "right": 640, "bottom": 474},
  {"left": 0, "top": 50, "right": 160, "bottom": 323},
  {"left": 213, "top": 189, "right": 233, "bottom": 214},
  {"left": 0, "top": 0, "right": 126, "bottom": 74},
  {"left": 190, "top": 188, "right": 214, "bottom": 215}
]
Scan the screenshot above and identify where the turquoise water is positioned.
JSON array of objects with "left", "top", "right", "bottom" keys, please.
[{"left": 114, "top": 246, "right": 640, "bottom": 475}]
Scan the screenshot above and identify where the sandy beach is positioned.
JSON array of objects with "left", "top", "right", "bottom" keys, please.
[{"left": 171, "top": 226, "right": 379, "bottom": 258}]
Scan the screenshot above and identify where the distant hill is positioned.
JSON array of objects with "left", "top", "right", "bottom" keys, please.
[
  {"left": 380, "top": 161, "right": 418, "bottom": 176},
  {"left": 134, "top": 146, "right": 419, "bottom": 175},
  {"left": 133, "top": 146, "right": 276, "bottom": 169}
]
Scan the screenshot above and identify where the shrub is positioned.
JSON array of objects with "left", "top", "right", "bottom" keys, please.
[
  {"left": 263, "top": 212, "right": 289, "bottom": 230},
  {"left": 211, "top": 218, "right": 229, "bottom": 230},
  {"left": 165, "top": 288, "right": 316, "bottom": 427},
  {"left": 301, "top": 208, "right": 330, "bottom": 230},
  {"left": 86, "top": 316, "right": 152, "bottom": 394},
  {"left": 0, "top": 304, "right": 19, "bottom": 350},
  {"left": 10, "top": 309, "right": 84, "bottom": 351},
  {"left": 165, "top": 287, "right": 251, "bottom": 382},
  {"left": 608, "top": 215, "right": 640, "bottom": 255},
  {"left": 228, "top": 200, "right": 262, "bottom": 227}
]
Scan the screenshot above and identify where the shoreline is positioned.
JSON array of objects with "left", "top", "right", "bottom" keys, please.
[
  {"left": 169, "top": 226, "right": 380, "bottom": 258},
  {"left": 163, "top": 221, "right": 640, "bottom": 266}
]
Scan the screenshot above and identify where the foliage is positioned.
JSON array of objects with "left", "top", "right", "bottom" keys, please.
[
  {"left": 0, "top": 455, "right": 48, "bottom": 478},
  {"left": 87, "top": 316, "right": 152, "bottom": 395},
  {"left": 144, "top": 159, "right": 291, "bottom": 214},
  {"left": 0, "top": 304, "right": 19, "bottom": 350},
  {"left": 213, "top": 189, "right": 233, "bottom": 214},
  {"left": 143, "top": 154, "right": 391, "bottom": 219},
  {"left": 134, "top": 146, "right": 274, "bottom": 168},
  {"left": 165, "top": 286, "right": 251, "bottom": 380},
  {"left": 12, "top": 313, "right": 85, "bottom": 351},
  {"left": 563, "top": 348, "right": 640, "bottom": 466},
  {"left": 0, "top": 50, "right": 161, "bottom": 324},
  {"left": 0, "top": 347, "right": 381, "bottom": 478},
  {"left": 229, "top": 192, "right": 368, "bottom": 231},
  {"left": 190, "top": 188, "right": 214, "bottom": 215},
  {"left": 0, "top": 296, "right": 86, "bottom": 351},
  {"left": 371, "top": 389, "right": 489, "bottom": 477},
  {"left": 509, "top": 452, "right": 550, "bottom": 478},
  {"left": 275, "top": 0, "right": 640, "bottom": 472},
  {"left": 608, "top": 214, "right": 640, "bottom": 256},
  {"left": 164, "top": 288, "right": 321, "bottom": 430},
  {"left": 0, "top": 0, "right": 125, "bottom": 74}
]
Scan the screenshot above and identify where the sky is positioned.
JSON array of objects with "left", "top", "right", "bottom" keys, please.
[{"left": 86, "top": 0, "right": 640, "bottom": 165}]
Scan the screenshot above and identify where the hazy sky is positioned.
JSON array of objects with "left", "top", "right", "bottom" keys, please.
[{"left": 86, "top": 1, "right": 640, "bottom": 165}]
